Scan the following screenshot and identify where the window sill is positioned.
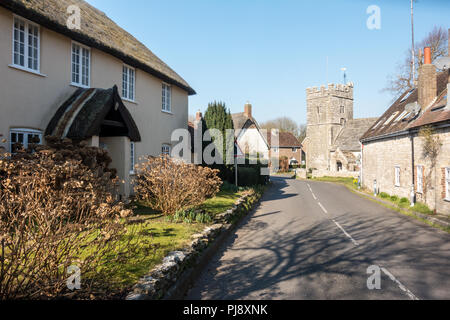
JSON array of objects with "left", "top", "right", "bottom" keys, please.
[
  {"left": 123, "top": 98, "right": 138, "bottom": 105},
  {"left": 70, "top": 83, "right": 90, "bottom": 89},
  {"left": 395, "top": 184, "right": 400, "bottom": 188},
  {"left": 162, "top": 110, "right": 173, "bottom": 115},
  {"left": 444, "top": 198, "right": 450, "bottom": 203},
  {"left": 9, "top": 64, "right": 47, "bottom": 77}
]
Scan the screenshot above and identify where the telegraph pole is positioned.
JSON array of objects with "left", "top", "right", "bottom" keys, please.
[{"left": 411, "top": 0, "right": 416, "bottom": 86}]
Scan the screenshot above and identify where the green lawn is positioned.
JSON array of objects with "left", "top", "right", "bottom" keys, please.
[
  {"left": 90, "top": 188, "right": 244, "bottom": 297},
  {"left": 311, "top": 176, "right": 358, "bottom": 190},
  {"left": 199, "top": 190, "right": 243, "bottom": 216}
]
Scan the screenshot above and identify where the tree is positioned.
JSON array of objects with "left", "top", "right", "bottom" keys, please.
[
  {"left": 203, "top": 101, "right": 234, "bottom": 180},
  {"left": 260, "top": 117, "right": 306, "bottom": 142},
  {"left": 384, "top": 26, "right": 448, "bottom": 99}
]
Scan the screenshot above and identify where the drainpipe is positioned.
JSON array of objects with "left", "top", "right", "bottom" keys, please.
[
  {"left": 410, "top": 132, "right": 416, "bottom": 207},
  {"left": 360, "top": 141, "right": 363, "bottom": 189}
]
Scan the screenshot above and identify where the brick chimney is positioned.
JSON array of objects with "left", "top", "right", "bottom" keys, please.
[
  {"left": 418, "top": 47, "right": 437, "bottom": 111},
  {"left": 244, "top": 102, "right": 252, "bottom": 118}
]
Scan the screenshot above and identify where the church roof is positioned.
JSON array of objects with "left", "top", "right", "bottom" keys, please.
[{"left": 333, "top": 118, "right": 378, "bottom": 151}]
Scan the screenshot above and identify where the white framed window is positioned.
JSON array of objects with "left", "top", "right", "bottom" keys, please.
[
  {"left": 71, "top": 42, "right": 90, "bottom": 87},
  {"left": 445, "top": 167, "right": 450, "bottom": 201},
  {"left": 12, "top": 16, "right": 40, "bottom": 72},
  {"left": 417, "top": 165, "right": 424, "bottom": 193},
  {"left": 162, "top": 144, "right": 171, "bottom": 157},
  {"left": 130, "top": 142, "right": 135, "bottom": 174},
  {"left": 10, "top": 128, "right": 42, "bottom": 153},
  {"left": 162, "top": 83, "right": 172, "bottom": 112},
  {"left": 122, "top": 65, "right": 135, "bottom": 102},
  {"left": 395, "top": 166, "right": 400, "bottom": 187}
]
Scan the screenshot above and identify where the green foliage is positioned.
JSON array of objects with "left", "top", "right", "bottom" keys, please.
[
  {"left": 412, "top": 202, "right": 433, "bottom": 215},
  {"left": 203, "top": 101, "right": 234, "bottom": 164},
  {"left": 169, "top": 209, "right": 213, "bottom": 224},
  {"left": 379, "top": 192, "right": 390, "bottom": 199},
  {"left": 390, "top": 195, "right": 399, "bottom": 202},
  {"left": 221, "top": 180, "right": 239, "bottom": 193}
]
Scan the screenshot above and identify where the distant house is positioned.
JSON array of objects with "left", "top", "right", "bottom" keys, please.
[
  {"left": 267, "top": 131, "right": 304, "bottom": 166},
  {"left": 361, "top": 43, "right": 450, "bottom": 214},
  {"left": 0, "top": 0, "right": 195, "bottom": 197},
  {"left": 231, "top": 103, "right": 270, "bottom": 161}
]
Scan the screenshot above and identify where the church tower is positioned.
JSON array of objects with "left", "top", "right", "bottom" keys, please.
[{"left": 305, "top": 83, "right": 354, "bottom": 170}]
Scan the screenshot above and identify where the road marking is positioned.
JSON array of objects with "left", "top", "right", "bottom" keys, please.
[
  {"left": 305, "top": 181, "right": 418, "bottom": 300},
  {"left": 318, "top": 202, "right": 328, "bottom": 214},
  {"left": 381, "top": 267, "right": 419, "bottom": 300},
  {"left": 332, "top": 219, "right": 359, "bottom": 246}
]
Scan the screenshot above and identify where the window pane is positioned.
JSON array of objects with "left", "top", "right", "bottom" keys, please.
[
  {"left": 81, "top": 48, "right": 90, "bottom": 86},
  {"left": 122, "top": 66, "right": 128, "bottom": 98},
  {"left": 72, "top": 44, "right": 80, "bottom": 84},
  {"left": 129, "top": 69, "right": 135, "bottom": 100}
]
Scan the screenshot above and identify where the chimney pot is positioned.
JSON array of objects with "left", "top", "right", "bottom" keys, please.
[{"left": 424, "top": 47, "right": 432, "bottom": 65}]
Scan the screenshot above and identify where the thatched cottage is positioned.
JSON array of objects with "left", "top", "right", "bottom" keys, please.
[
  {"left": 0, "top": 0, "right": 195, "bottom": 196},
  {"left": 361, "top": 42, "right": 450, "bottom": 214}
]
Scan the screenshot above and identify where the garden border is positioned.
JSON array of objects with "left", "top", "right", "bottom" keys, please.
[{"left": 125, "top": 188, "right": 265, "bottom": 300}]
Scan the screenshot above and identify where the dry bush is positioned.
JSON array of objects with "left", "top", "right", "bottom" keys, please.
[
  {"left": 134, "top": 156, "right": 222, "bottom": 215},
  {"left": 0, "top": 137, "right": 139, "bottom": 300}
]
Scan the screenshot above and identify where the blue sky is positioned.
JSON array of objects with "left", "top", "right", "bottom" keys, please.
[{"left": 86, "top": 0, "right": 449, "bottom": 124}]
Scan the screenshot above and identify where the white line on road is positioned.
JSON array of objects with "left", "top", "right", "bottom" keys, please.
[
  {"left": 381, "top": 267, "right": 420, "bottom": 300},
  {"left": 332, "top": 219, "right": 359, "bottom": 246},
  {"left": 318, "top": 202, "right": 328, "bottom": 214}
]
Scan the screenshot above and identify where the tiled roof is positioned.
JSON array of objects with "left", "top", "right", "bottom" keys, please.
[
  {"left": 1, "top": 0, "right": 195, "bottom": 95},
  {"left": 361, "top": 71, "right": 449, "bottom": 141},
  {"left": 266, "top": 131, "right": 302, "bottom": 148}
]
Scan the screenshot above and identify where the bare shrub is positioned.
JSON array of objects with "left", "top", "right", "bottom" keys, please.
[
  {"left": 134, "top": 156, "right": 222, "bottom": 215},
  {"left": 0, "top": 138, "right": 140, "bottom": 299},
  {"left": 279, "top": 156, "right": 290, "bottom": 173}
]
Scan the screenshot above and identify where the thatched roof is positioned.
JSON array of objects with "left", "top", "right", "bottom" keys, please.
[
  {"left": 1, "top": 0, "right": 195, "bottom": 95},
  {"left": 231, "top": 112, "right": 270, "bottom": 148},
  {"left": 46, "top": 86, "right": 141, "bottom": 142}
]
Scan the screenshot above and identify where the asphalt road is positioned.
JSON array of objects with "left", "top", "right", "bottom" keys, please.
[{"left": 186, "top": 176, "right": 450, "bottom": 300}]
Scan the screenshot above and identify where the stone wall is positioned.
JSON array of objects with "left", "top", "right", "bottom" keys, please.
[
  {"left": 305, "top": 83, "right": 354, "bottom": 171},
  {"left": 362, "top": 127, "right": 450, "bottom": 215},
  {"left": 312, "top": 169, "right": 359, "bottom": 179},
  {"left": 126, "top": 189, "right": 263, "bottom": 300}
]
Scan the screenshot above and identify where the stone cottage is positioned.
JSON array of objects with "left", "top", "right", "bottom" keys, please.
[{"left": 361, "top": 44, "right": 450, "bottom": 214}]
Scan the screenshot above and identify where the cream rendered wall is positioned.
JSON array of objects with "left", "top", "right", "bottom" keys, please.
[
  {"left": 236, "top": 128, "right": 270, "bottom": 161},
  {"left": 0, "top": 7, "right": 189, "bottom": 197}
]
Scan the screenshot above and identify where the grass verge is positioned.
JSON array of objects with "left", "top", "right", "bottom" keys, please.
[{"left": 310, "top": 176, "right": 450, "bottom": 234}]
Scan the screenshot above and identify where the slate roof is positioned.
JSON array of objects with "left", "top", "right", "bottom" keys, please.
[
  {"left": 361, "top": 71, "right": 449, "bottom": 142},
  {"left": 333, "top": 118, "right": 378, "bottom": 151},
  {"left": 409, "top": 85, "right": 450, "bottom": 128},
  {"left": 46, "top": 86, "right": 141, "bottom": 142},
  {"left": 1, "top": 0, "right": 195, "bottom": 95}
]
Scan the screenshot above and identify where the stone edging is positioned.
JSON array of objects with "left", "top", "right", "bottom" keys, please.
[
  {"left": 352, "top": 188, "right": 450, "bottom": 229},
  {"left": 125, "top": 189, "right": 263, "bottom": 300}
]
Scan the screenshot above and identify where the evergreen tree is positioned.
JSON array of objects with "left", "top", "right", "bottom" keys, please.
[{"left": 203, "top": 101, "right": 235, "bottom": 181}]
